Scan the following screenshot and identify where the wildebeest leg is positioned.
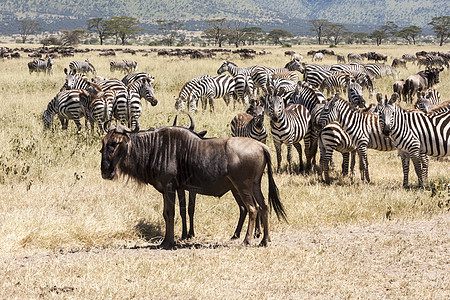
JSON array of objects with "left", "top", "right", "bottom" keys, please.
[
  {"left": 161, "top": 185, "right": 177, "bottom": 249},
  {"left": 231, "top": 189, "right": 247, "bottom": 239},
  {"left": 274, "top": 141, "right": 283, "bottom": 173},
  {"left": 293, "top": 142, "right": 303, "bottom": 172},
  {"left": 176, "top": 189, "right": 188, "bottom": 240},
  {"left": 235, "top": 188, "right": 258, "bottom": 246},
  {"left": 187, "top": 191, "right": 196, "bottom": 238},
  {"left": 253, "top": 182, "right": 270, "bottom": 246}
]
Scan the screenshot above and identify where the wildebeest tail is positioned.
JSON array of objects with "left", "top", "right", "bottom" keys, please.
[{"left": 263, "top": 147, "right": 288, "bottom": 222}]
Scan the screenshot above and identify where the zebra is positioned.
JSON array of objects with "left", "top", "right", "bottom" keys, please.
[
  {"left": 124, "top": 75, "right": 157, "bottom": 106},
  {"left": 268, "top": 78, "right": 297, "bottom": 105},
  {"left": 69, "top": 59, "right": 96, "bottom": 75},
  {"left": 329, "top": 62, "right": 365, "bottom": 73},
  {"left": 377, "top": 94, "right": 450, "bottom": 187},
  {"left": 271, "top": 71, "right": 299, "bottom": 82},
  {"left": 233, "top": 73, "right": 254, "bottom": 106},
  {"left": 318, "top": 73, "right": 355, "bottom": 96},
  {"left": 289, "top": 81, "right": 328, "bottom": 171},
  {"left": 267, "top": 94, "right": 311, "bottom": 174},
  {"left": 231, "top": 99, "right": 267, "bottom": 144},
  {"left": 42, "top": 89, "right": 90, "bottom": 133},
  {"left": 346, "top": 75, "right": 366, "bottom": 108},
  {"left": 188, "top": 74, "right": 236, "bottom": 112},
  {"left": 414, "top": 89, "right": 441, "bottom": 113},
  {"left": 419, "top": 55, "right": 449, "bottom": 69},
  {"left": 217, "top": 60, "right": 259, "bottom": 77},
  {"left": 319, "top": 121, "right": 357, "bottom": 184},
  {"left": 88, "top": 90, "right": 114, "bottom": 134},
  {"left": 28, "top": 57, "right": 54, "bottom": 74},
  {"left": 110, "top": 60, "right": 131, "bottom": 73},
  {"left": 174, "top": 75, "right": 212, "bottom": 112},
  {"left": 363, "top": 63, "right": 398, "bottom": 79},
  {"left": 318, "top": 94, "right": 400, "bottom": 184}
]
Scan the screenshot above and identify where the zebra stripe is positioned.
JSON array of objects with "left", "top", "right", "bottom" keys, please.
[
  {"left": 378, "top": 95, "right": 450, "bottom": 186},
  {"left": 89, "top": 90, "right": 114, "bottom": 134},
  {"left": 363, "top": 63, "right": 397, "bottom": 79},
  {"left": 233, "top": 74, "right": 254, "bottom": 105},
  {"left": 188, "top": 74, "right": 235, "bottom": 112},
  {"left": 319, "top": 121, "right": 357, "bottom": 184},
  {"left": 268, "top": 95, "right": 311, "bottom": 174},
  {"left": 414, "top": 89, "right": 441, "bottom": 113},
  {"left": 126, "top": 76, "right": 157, "bottom": 106},
  {"left": 319, "top": 73, "right": 354, "bottom": 96},
  {"left": 175, "top": 75, "right": 212, "bottom": 112},
  {"left": 346, "top": 75, "right": 366, "bottom": 108},
  {"left": 269, "top": 78, "right": 297, "bottom": 104},
  {"left": 69, "top": 59, "right": 96, "bottom": 75},
  {"left": 28, "top": 57, "right": 54, "bottom": 74}
]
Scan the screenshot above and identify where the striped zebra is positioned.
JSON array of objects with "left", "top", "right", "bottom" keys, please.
[
  {"left": 217, "top": 60, "right": 259, "bottom": 77},
  {"left": 123, "top": 75, "right": 157, "bottom": 106},
  {"left": 174, "top": 75, "right": 212, "bottom": 112},
  {"left": 268, "top": 78, "right": 297, "bottom": 104},
  {"left": 419, "top": 55, "right": 449, "bottom": 69},
  {"left": 251, "top": 61, "right": 304, "bottom": 94},
  {"left": 377, "top": 94, "right": 450, "bottom": 186},
  {"left": 233, "top": 73, "right": 254, "bottom": 106},
  {"left": 69, "top": 59, "right": 96, "bottom": 75},
  {"left": 414, "top": 89, "right": 441, "bottom": 113},
  {"left": 346, "top": 75, "right": 366, "bottom": 108},
  {"left": 110, "top": 60, "right": 133, "bottom": 73},
  {"left": 319, "top": 121, "right": 357, "bottom": 184},
  {"left": 28, "top": 57, "right": 54, "bottom": 74},
  {"left": 289, "top": 82, "right": 328, "bottom": 171},
  {"left": 318, "top": 94, "right": 399, "bottom": 183},
  {"left": 231, "top": 99, "right": 267, "bottom": 144},
  {"left": 329, "top": 62, "right": 365, "bottom": 73},
  {"left": 319, "top": 73, "right": 354, "bottom": 96},
  {"left": 121, "top": 72, "right": 153, "bottom": 86},
  {"left": 88, "top": 90, "right": 114, "bottom": 134},
  {"left": 188, "top": 74, "right": 236, "bottom": 112},
  {"left": 42, "top": 89, "right": 90, "bottom": 133},
  {"left": 267, "top": 94, "right": 311, "bottom": 174},
  {"left": 363, "top": 63, "right": 398, "bottom": 79}
]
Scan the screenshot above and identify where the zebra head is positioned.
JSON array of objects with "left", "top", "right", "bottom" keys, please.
[
  {"left": 217, "top": 60, "right": 232, "bottom": 74},
  {"left": 63, "top": 68, "right": 87, "bottom": 90},
  {"left": 377, "top": 93, "right": 399, "bottom": 136},
  {"left": 345, "top": 75, "right": 366, "bottom": 108},
  {"left": 249, "top": 99, "right": 265, "bottom": 129},
  {"left": 415, "top": 91, "right": 432, "bottom": 113},
  {"left": 318, "top": 94, "right": 340, "bottom": 129},
  {"left": 267, "top": 94, "right": 285, "bottom": 122},
  {"left": 142, "top": 78, "right": 157, "bottom": 106}
]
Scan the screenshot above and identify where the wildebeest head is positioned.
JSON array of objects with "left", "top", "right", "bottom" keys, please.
[
  {"left": 425, "top": 66, "right": 444, "bottom": 87},
  {"left": 377, "top": 93, "right": 399, "bottom": 136},
  {"left": 100, "top": 124, "right": 132, "bottom": 180}
]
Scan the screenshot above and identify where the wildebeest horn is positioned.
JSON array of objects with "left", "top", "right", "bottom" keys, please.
[
  {"left": 187, "top": 114, "right": 195, "bottom": 131},
  {"left": 103, "top": 119, "right": 113, "bottom": 132},
  {"left": 115, "top": 124, "right": 132, "bottom": 134},
  {"left": 172, "top": 115, "right": 178, "bottom": 126}
]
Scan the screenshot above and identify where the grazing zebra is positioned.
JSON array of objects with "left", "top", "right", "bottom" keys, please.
[
  {"left": 377, "top": 94, "right": 450, "bottom": 187},
  {"left": 329, "top": 62, "right": 365, "bottom": 73},
  {"left": 231, "top": 99, "right": 267, "bottom": 144},
  {"left": 110, "top": 60, "right": 132, "bottom": 73},
  {"left": 188, "top": 74, "right": 236, "bottom": 112},
  {"left": 318, "top": 94, "right": 399, "bottom": 183},
  {"left": 174, "top": 75, "right": 212, "bottom": 112},
  {"left": 319, "top": 121, "right": 357, "bottom": 184},
  {"left": 319, "top": 73, "right": 354, "bottom": 96},
  {"left": 28, "top": 57, "right": 54, "bottom": 74},
  {"left": 217, "top": 60, "right": 259, "bottom": 77},
  {"left": 69, "top": 59, "right": 96, "bottom": 75},
  {"left": 42, "top": 89, "right": 90, "bottom": 133},
  {"left": 363, "top": 63, "right": 398, "bottom": 79},
  {"left": 267, "top": 94, "right": 311, "bottom": 174}
]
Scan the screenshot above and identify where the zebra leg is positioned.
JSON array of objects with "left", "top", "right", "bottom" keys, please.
[
  {"left": 410, "top": 150, "right": 424, "bottom": 187},
  {"left": 350, "top": 150, "right": 357, "bottom": 177},
  {"left": 274, "top": 141, "right": 283, "bottom": 173},
  {"left": 187, "top": 191, "right": 196, "bottom": 239},
  {"left": 73, "top": 118, "right": 82, "bottom": 133},
  {"left": 177, "top": 189, "right": 188, "bottom": 240},
  {"left": 420, "top": 154, "right": 429, "bottom": 184},
  {"left": 209, "top": 96, "right": 215, "bottom": 112},
  {"left": 319, "top": 145, "right": 332, "bottom": 184},
  {"left": 357, "top": 146, "right": 370, "bottom": 183},
  {"left": 293, "top": 142, "right": 304, "bottom": 172},
  {"left": 398, "top": 150, "right": 410, "bottom": 187},
  {"left": 341, "top": 152, "right": 350, "bottom": 176}
]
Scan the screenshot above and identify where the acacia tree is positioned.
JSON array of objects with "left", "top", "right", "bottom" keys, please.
[
  {"left": 87, "top": 18, "right": 111, "bottom": 45},
  {"left": 397, "top": 26, "right": 422, "bottom": 45},
  {"left": 60, "top": 29, "right": 86, "bottom": 46},
  {"left": 156, "top": 20, "right": 184, "bottom": 46},
  {"left": 370, "top": 30, "right": 388, "bottom": 46},
  {"left": 104, "top": 16, "right": 143, "bottom": 45},
  {"left": 18, "top": 20, "right": 41, "bottom": 43},
  {"left": 228, "top": 20, "right": 248, "bottom": 48},
  {"left": 268, "top": 29, "right": 293, "bottom": 45},
  {"left": 242, "top": 27, "right": 265, "bottom": 45},
  {"left": 429, "top": 16, "right": 450, "bottom": 46},
  {"left": 308, "top": 19, "right": 330, "bottom": 44},
  {"left": 204, "top": 18, "right": 228, "bottom": 47},
  {"left": 325, "top": 24, "right": 347, "bottom": 45}
]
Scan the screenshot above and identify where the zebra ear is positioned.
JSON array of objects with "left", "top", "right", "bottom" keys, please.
[
  {"left": 376, "top": 93, "right": 383, "bottom": 103},
  {"left": 389, "top": 93, "right": 399, "bottom": 104},
  {"left": 64, "top": 68, "right": 68, "bottom": 75}
]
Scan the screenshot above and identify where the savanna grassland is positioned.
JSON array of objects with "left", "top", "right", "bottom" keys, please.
[{"left": 0, "top": 43, "right": 449, "bottom": 299}]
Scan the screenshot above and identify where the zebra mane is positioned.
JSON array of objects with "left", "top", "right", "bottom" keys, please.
[{"left": 331, "top": 95, "right": 360, "bottom": 113}]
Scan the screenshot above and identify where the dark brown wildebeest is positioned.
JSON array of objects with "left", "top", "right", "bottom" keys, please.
[
  {"left": 100, "top": 124, "right": 287, "bottom": 248},
  {"left": 404, "top": 67, "right": 444, "bottom": 103},
  {"left": 393, "top": 80, "right": 406, "bottom": 102},
  {"left": 392, "top": 58, "right": 407, "bottom": 68}
]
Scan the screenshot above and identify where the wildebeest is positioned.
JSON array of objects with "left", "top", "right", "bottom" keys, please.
[
  {"left": 392, "top": 58, "right": 407, "bottom": 68},
  {"left": 393, "top": 80, "right": 406, "bottom": 102},
  {"left": 100, "top": 124, "right": 287, "bottom": 248},
  {"left": 404, "top": 67, "right": 444, "bottom": 103}
]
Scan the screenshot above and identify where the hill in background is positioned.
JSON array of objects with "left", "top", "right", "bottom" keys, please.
[{"left": 0, "top": 0, "right": 447, "bottom": 35}]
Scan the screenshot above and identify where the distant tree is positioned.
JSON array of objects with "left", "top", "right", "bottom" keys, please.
[
  {"left": 308, "top": 19, "right": 331, "bottom": 45},
  {"left": 60, "top": 29, "right": 86, "bottom": 46},
  {"left": 104, "top": 16, "right": 143, "bottom": 45},
  {"left": 347, "top": 32, "right": 369, "bottom": 44},
  {"left": 381, "top": 21, "right": 399, "bottom": 37},
  {"left": 204, "top": 18, "right": 228, "bottom": 47},
  {"left": 370, "top": 30, "right": 388, "bottom": 46},
  {"left": 18, "top": 20, "right": 41, "bottom": 43},
  {"left": 242, "top": 27, "right": 265, "bottom": 45},
  {"left": 268, "top": 29, "right": 293, "bottom": 45},
  {"left": 87, "top": 18, "right": 111, "bottom": 45},
  {"left": 428, "top": 16, "right": 450, "bottom": 46},
  {"left": 228, "top": 20, "right": 248, "bottom": 48},
  {"left": 156, "top": 20, "right": 184, "bottom": 46},
  {"left": 397, "top": 26, "right": 422, "bottom": 45},
  {"left": 325, "top": 24, "right": 347, "bottom": 45},
  {"left": 41, "top": 36, "right": 61, "bottom": 46}
]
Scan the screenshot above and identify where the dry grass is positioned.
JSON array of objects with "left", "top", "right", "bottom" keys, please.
[{"left": 0, "top": 43, "right": 449, "bottom": 298}]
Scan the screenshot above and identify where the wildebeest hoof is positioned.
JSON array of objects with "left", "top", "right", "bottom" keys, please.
[{"left": 159, "top": 241, "right": 177, "bottom": 250}]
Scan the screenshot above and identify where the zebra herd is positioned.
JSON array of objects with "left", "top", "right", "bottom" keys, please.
[
  {"left": 175, "top": 58, "right": 448, "bottom": 188},
  {"left": 42, "top": 66, "right": 157, "bottom": 134}
]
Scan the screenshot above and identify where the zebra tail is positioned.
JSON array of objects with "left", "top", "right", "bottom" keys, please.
[{"left": 263, "top": 147, "right": 288, "bottom": 222}]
